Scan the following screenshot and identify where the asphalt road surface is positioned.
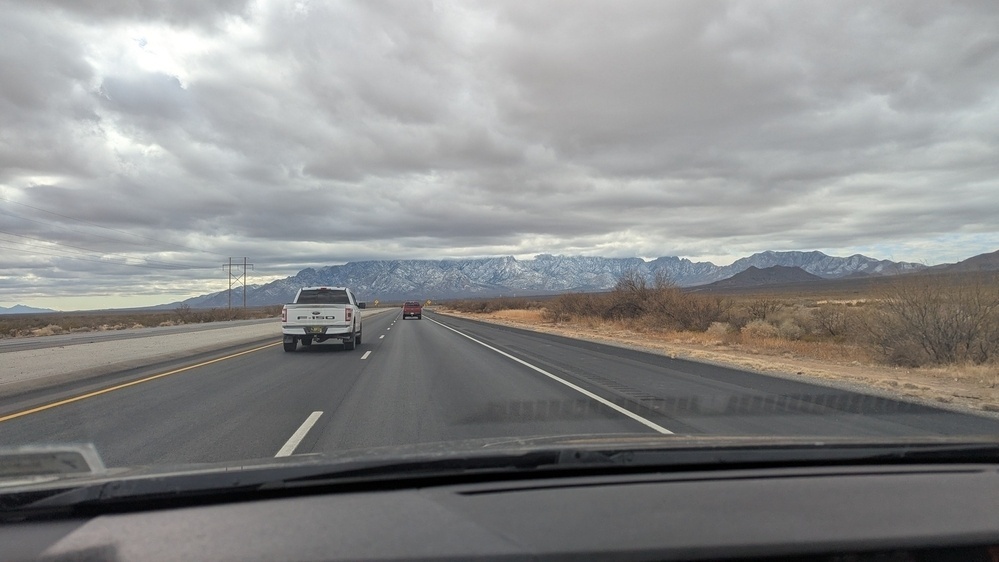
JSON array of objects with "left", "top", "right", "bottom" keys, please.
[{"left": 2, "top": 310, "right": 998, "bottom": 468}]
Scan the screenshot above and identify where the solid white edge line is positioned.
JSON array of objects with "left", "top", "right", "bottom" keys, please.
[
  {"left": 426, "top": 318, "right": 674, "bottom": 435},
  {"left": 275, "top": 411, "right": 323, "bottom": 457},
  {"left": 361, "top": 351, "right": 372, "bottom": 359}
]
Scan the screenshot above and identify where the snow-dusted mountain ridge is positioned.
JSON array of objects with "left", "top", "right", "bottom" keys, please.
[{"left": 178, "top": 251, "right": 925, "bottom": 308}]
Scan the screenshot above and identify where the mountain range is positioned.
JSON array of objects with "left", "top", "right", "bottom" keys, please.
[
  {"left": 175, "top": 250, "right": 930, "bottom": 308},
  {"left": 0, "top": 304, "right": 56, "bottom": 315},
  {"left": 928, "top": 249, "right": 999, "bottom": 273},
  {"left": 696, "top": 265, "right": 825, "bottom": 290}
]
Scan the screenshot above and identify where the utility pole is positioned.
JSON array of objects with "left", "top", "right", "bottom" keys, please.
[{"left": 222, "top": 258, "right": 254, "bottom": 309}]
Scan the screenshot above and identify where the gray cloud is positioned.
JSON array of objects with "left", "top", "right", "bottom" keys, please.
[
  {"left": 35, "top": 0, "right": 252, "bottom": 26},
  {"left": 1, "top": 0, "right": 998, "bottom": 307}
]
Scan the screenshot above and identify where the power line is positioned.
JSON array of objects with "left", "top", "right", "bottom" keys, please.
[{"left": 0, "top": 207, "right": 161, "bottom": 249}]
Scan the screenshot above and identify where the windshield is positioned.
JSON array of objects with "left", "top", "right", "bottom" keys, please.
[
  {"left": 1, "top": 0, "right": 998, "bottom": 482},
  {"left": 296, "top": 289, "right": 350, "bottom": 305}
]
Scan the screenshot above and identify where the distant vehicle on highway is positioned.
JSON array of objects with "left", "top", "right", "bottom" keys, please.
[
  {"left": 281, "top": 287, "right": 365, "bottom": 352},
  {"left": 402, "top": 301, "right": 422, "bottom": 319}
]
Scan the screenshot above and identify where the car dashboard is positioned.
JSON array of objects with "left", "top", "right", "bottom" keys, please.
[{"left": 3, "top": 461, "right": 998, "bottom": 561}]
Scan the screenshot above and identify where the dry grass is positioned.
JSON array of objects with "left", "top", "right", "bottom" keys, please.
[
  {"left": 484, "top": 309, "right": 545, "bottom": 323},
  {"left": 735, "top": 335, "right": 873, "bottom": 363},
  {"left": 468, "top": 308, "right": 873, "bottom": 363}
]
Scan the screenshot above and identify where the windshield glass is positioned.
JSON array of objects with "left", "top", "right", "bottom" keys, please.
[
  {"left": 1, "top": 0, "right": 998, "bottom": 480},
  {"left": 297, "top": 289, "right": 350, "bottom": 305}
]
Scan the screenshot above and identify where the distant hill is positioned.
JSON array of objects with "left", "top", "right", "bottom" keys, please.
[
  {"left": 0, "top": 304, "right": 57, "bottom": 315},
  {"left": 174, "top": 251, "right": 927, "bottom": 307},
  {"left": 697, "top": 265, "right": 824, "bottom": 290},
  {"left": 931, "top": 249, "right": 999, "bottom": 273}
]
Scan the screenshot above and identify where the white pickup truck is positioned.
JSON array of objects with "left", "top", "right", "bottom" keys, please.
[{"left": 281, "top": 287, "right": 365, "bottom": 352}]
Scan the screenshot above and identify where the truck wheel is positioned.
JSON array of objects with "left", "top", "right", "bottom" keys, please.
[
  {"left": 356, "top": 332, "right": 362, "bottom": 345},
  {"left": 343, "top": 336, "right": 356, "bottom": 351},
  {"left": 283, "top": 340, "right": 297, "bottom": 352},
  {"left": 417, "top": 314, "right": 421, "bottom": 320}
]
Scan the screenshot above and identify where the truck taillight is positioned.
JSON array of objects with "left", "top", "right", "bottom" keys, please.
[
  {"left": 345, "top": 307, "right": 353, "bottom": 322},
  {"left": 281, "top": 307, "right": 287, "bottom": 322}
]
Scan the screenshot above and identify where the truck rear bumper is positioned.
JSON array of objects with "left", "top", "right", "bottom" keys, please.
[{"left": 282, "top": 327, "right": 353, "bottom": 340}]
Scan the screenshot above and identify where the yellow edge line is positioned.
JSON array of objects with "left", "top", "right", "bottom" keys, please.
[{"left": 0, "top": 341, "right": 281, "bottom": 423}]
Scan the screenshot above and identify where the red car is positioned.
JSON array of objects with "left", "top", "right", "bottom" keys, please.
[{"left": 402, "top": 301, "right": 422, "bottom": 319}]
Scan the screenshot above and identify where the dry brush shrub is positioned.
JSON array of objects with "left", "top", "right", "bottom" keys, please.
[
  {"left": 703, "top": 321, "right": 741, "bottom": 345},
  {"left": 865, "top": 274, "right": 999, "bottom": 367},
  {"left": 777, "top": 320, "right": 805, "bottom": 340},
  {"left": 31, "top": 324, "right": 65, "bottom": 336},
  {"left": 741, "top": 320, "right": 780, "bottom": 339},
  {"left": 812, "top": 304, "right": 854, "bottom": 338},
  {"left": 446, "top": 297, "right": 539, "bottom": 314},
  {"left": 173, "top": 304, "right": 279, "bottom": 324},
  {"left": 705, "top": 321, "right": 733, "bottom": 338},
  {"left": 541, "top": 292, "right": 606, "bottom": 323},
  {"left": 738, "top": 333, "right": 872, "bottom": 363},
  {"left": 0, "top": 314, "right": 58, "bottom": 337},
  {"left": 740, "top": 315, "right": 807, "bottom": 342},
  {"left": 602, "top": 268, "right": 652, "bottom": 320},
  {"left": 740, "top": 302, "right": 871, "bottom": 344},
  {"left": 541, "top": 269, "right": 729, "bottom": 331},
  {"left": 175, "top": 304, "right": 194, "bottom": 323},
  {"left": 766, "top": 304, "right": 829, "bottom": 341},
  {"left": 642, "top": 290, "right": 729, "bottom": 332},
  {"left": 725, "top": 297, "right": 792, "bottom": 330},
  {"left": 745, "top": 297, "right": 785, "bottom": 321},
  {"left": 610, "top": 269, "right": 729, "bottom": 331},
  {"left": 445, "top": 300, "right": 489, "bottom": 313},
  {"left": 482, "top": 297, "right": 534, "bottom": 313}
]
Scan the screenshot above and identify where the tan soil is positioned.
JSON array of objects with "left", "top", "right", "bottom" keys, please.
[{"left": 436, "top": 308, "right": 999, "bottom": 418}]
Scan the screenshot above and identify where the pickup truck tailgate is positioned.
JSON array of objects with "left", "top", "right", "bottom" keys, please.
[{"left": 282, "top": 305, "right": 355, "bottom": 334}]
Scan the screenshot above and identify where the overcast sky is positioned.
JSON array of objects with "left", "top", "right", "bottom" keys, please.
[{"left": 2, "top": 0, "right": 998, "bottom": 310}]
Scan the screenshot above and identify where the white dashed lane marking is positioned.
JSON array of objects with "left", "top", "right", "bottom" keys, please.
[{"left": 275, "top": 411, "right": 323, "bottom": 457}]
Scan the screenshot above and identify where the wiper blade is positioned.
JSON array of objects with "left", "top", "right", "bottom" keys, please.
[
  {"left": 266, "top": 439, "right": 999, "bottom": 492},
  {"left": 3, "top": 439, "right": 998, "bottom": 520},
  {"left": 0, "top": 451, "right": 564, "bottom": 520},
  {"left": 561, "top": 440, "right": 999, "bottom": 470},
  {"left": 275, "top": 449, "right": 564, "bottom": 486}
]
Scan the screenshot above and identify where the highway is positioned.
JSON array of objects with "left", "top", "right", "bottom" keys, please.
[{"left": 2, "top": 309, "right": 998, "bottom": 468}]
